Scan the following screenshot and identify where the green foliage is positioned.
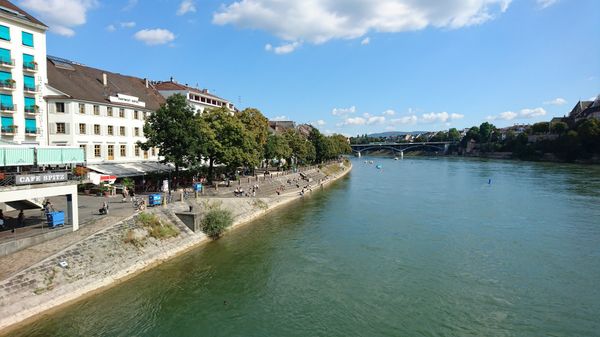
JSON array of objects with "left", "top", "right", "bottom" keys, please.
[
  {"left": 447, "top": 128, "right": 461, "bottom": 142},
  {"left": 283, "top": 129, "right": 316, "bottom": 165},
  {"left": 201, "top": 208, "right": 233, "bottom": 239},
  {"left": 264, "top": 134, "right": 292, "bottom": 165},
  {"left": 139, "top": 94, "right": 198, "bottom": 170},
  {"left": 479, "top": 122, "right": 496, "bottom": 142},
  {"left": 251, "top": 199, "right": 268, "bottom": 210},
  {"left": 135, "top": 212, "right": 179, "bottom": 240},
  {"left": 551, "top": 122, "right": 568, "bottom": 135},
  {"left": 122, "top": 177, "right": 134, "bottom": 189},
  {"left": 531, "top": 122, "right": 550, "bottom": 134}
]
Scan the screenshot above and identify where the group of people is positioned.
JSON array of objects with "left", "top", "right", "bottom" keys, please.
[
  {"left": 0, "top": 209, "right": 26, "bottom": 233},
  {"left": 233, "top": 184, "right": 260, "bottom": 197}
]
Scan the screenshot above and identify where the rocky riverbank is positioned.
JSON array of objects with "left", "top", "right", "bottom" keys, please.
[{"left": 0, "top": 161, "right": 351, "bottom": 335}]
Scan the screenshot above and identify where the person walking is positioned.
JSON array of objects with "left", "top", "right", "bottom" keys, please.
[
  {"left": 17, "top": 210, "right": 25, "bottom": 228},
  {"left": 122, "top": 187, "right": 129, "bottom": 203},
  {"left": 0, "top": 209, "right": 5, "bottom": 230}
]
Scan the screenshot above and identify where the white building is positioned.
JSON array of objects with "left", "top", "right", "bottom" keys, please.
[
  {"left": 154, "top": 79, "right": 236, "bottom": 114},
  {"left": 45, "top": 56, "right": 170, "bottom": 177},
  {"left": 0, "top": 0, "right": 47, "bottom": 145}
]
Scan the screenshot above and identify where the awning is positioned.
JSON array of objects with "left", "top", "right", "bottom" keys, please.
[{"left": 86, "top": 162, "right": 174, "bottom": 178}]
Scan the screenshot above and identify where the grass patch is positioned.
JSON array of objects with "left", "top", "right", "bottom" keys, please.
[
  {"left": 321, "top": 163, "right": 344, "bottom": 176},
  {"left": 251, "top": 199, "right": 268, "bottom": 210},
  {"left": 135, "top": 212, "right": 179, "bottom": 240},
  {"left": 201, "top": 207, "right": 233, "bottom": 239}
]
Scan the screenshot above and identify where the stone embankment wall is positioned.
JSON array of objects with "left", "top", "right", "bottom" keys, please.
[{"left": 0, "top": 161, "right": 351, "bottom": 333}]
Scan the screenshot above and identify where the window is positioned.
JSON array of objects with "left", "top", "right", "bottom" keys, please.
[
  {"left": 94, "top": 124, "right": 100, "bottom": 135},
  {"left": 79, "top": 123, "right": 86, "bottom": 134},
  {"left": 119, "top": 108, "right": 125, "bottom": 118},
  {"left": 134, "top": 127, "right": 139, "bottom": 137},
  {"left": 23, "top": 75, "right": 35, "bottom": 91},
  {"left": 79, "top": 103, "right": 85, "bottom": 114},
  {"left": 23, "top": 54, "right": 35, "bottom": 70},
  {"left": 94, "top": 145, "right": 101, "bottom": 158},
  {"left": 0, "top": 25, "right": 9, "bottom": 41},
  {"left": 119, "top": 126, "right": 125, "bottom": 136},
  {"left": 134, "top": 145, "right": 140, "bottom": 157},
  {"left": 120, "top": 145, "right": 126, "bottom": 157},
  {"left": 143, "top": 150, "right": 148, "bottom": 159},
  {"left": 55, "top": 102, "right": 65, "bottom": 113},
  {"left": 80, "top": 144, "right": 87, "bottom": 157},
  {"left": 24, "top": 118, "right": 36, "bottom": 134},
  {"left": 0, "top": 94, "right": 13, "bottom": 111},
  {"left": 22, "top": 32, "right": 34, "bottom": 47},
  {"left": 107, "top": 145, "right": 114, "bottom": 160},
  {"left": 56, "top": 123, "right": 66, "bottom": 134},
  {"left": 24, "top": 96, "right": 36, "bottom": 113},
  {"left": 93, "top": 105, "right": 100, "bottom": 115},
  {"left": 107, "top": 125, "right": 113, "bottom": 135},
  {"left": 133, "top": 110, "right": 139, "bottom": 119},
  {"left": 151, "top": 148, "right": 156, "bottom": 156},
  {"left": 0, "top": 71, "right": 13, "bottom": 88},
  {"left": 0, "top": 48, "right": 11, "bottom": 65},
  {"left": 143, "top": 111, "right": 147, "bottom": 120},
  {"left": 107, "top": 107, "right": 113, "bottom": 117}
]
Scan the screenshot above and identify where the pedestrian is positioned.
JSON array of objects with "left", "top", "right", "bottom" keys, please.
[
  {"left": 17, "top": 210, "right": 25, "bottom": 227},
  {"left": 130, "top": 189, "right": 135, "bottom": 202},
  {"left": 122, "top": 187, "right": 128, "bottom": 203},
  {"left": 0, "top": 209, "right": 4, "bottom": 230}
]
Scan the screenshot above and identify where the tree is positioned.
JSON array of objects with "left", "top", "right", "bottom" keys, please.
[
  {"left": 551, "top": 122, "right": 568, "bottom": 135},
  {"left": 197, "top": 107, "right": 258, "bottom": 182},
  {"left": 283, "top": 129, "right": 315, "bottom": 165},
  {"left": 479, "top": 122, "right": 495, "bottom": 143},
  {"left": 577, "top": 119, "right": 600, "bottom": 153},
  {"left": 238, "top": 108, "right": 269, "bottom": 163},
  {"left": 140, "top": 93, "right": 197, "bottom": 175},
  {"left": 531, "top": 122, "right": 550, "bottom": 134},
  {"left": 264, "top": 134, "right": 292, "bottom": 167},
  {"left": 447, "top": 128, "right": 461, "bottom": 142},
  {"left": 308, "top": 128, "right": 328, "bottom": 163},
  {"left": 461, "top": 126, "right": 480, "bottom": 146},
  {"left": 329, "top": 134, "right": 352, "bottom": 155}
]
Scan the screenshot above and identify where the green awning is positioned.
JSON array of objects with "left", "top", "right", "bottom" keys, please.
[
  {"left": 61, "top": 148, "right": 85, "bottom": 164},
  {"left": 36, "top": 148, "right": 64, "bottom": 165},
  {"left": 4, "top": 148, "right": 34, "bottom": 166},
  {"left": 0, "top": 148, "right": 4, "bottom": 166}
]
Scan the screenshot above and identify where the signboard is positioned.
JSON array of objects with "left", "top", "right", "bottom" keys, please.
[
  {"left": 109, "top": 93, "right": 146, "bottom": 108},
  {"left": 16, "top": 172, "right": 68, "bottom": 185},
  {"left": 100, "top": 175, "right": 117, "bottom": 184}
]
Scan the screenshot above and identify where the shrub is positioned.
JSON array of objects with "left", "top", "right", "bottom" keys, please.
[
  {"left": 135, "top": 212, "right": 179, "bottom": 240},
  {"left": 201, "top": 208, "right": 233, "bottom": 239}
]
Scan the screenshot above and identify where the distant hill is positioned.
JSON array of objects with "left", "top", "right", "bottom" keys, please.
[{"left": 368, "top": 131, "right": 429, "bottom": 138}]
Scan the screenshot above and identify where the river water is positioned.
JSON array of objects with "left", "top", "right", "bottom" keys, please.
[{"left": 7, "top": 157, "right": 600, "bottom": 337}]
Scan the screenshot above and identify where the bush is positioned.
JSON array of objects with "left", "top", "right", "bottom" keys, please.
[
  {"left": 201, "top": 208, "right": 233, "bottom": 239},
  {"left": 135, "top": 212, "right": 179, "bottom": 240}
]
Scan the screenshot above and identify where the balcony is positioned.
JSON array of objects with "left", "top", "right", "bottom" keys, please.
[
  {"left": 24, "top": 105, "right": 39, "bottom": 115},
  {"left": 24, "top": 127, "right": 41, "bottom": 136},
  {"left": 1, "top": 125, "right": 17, "bottom": 135},
  {"left": 23, "top": 62, "right": 38, "bottom": 73},
  {"left": 23, "top": 85, "right": 39, "bottom": 93},
  {"left": 0, "top": 80, "right": 16, "bottom": 91},
  {"left": 0, "top": 103, "right": 16, "bottom": 113},
  {"left": 0, "top": 58, "right": 15, "bottom": 68}
]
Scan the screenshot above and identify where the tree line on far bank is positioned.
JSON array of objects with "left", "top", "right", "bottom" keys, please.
[{"left": 139, "top": 94, "right": 352, "bottom": 182}]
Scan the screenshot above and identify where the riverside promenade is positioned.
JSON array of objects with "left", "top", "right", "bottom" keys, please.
[{"left": 0, "top": 161, "right": 351, "bottom": 334}]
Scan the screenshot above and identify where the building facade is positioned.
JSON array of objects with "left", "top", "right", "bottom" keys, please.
[
  {"left": 0, "top": 0, "right": 47, "bottom": 145},
  {"left": 153, "top": 79, "right": 236, "bottom": 114},
  {"left": 45, "top": 56, "right": 166, "bottom": 172}
]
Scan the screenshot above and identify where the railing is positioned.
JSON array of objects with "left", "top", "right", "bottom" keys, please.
[
  {"left": 1, "top": 125, "right": 17, "bottom": 134},
  {"left": 23, "top": 62, "right": 38, "bottom": 72},
  {"left": 0, "top": 103, "right": 16, "bottom": 112},
  {"left": 24, "top": 127, "right": 41, "bottom": 136},
  {"left": 0, "top": 80, "right": 16, "bottom": 90},
  {"left": 24, "top": 105, "right": 39, "bottom": 114},
  {"left": 0, "top": 58, "right": 14, "bottom": 67},
  {"left": 23, "top": 85, "right": 39, "bottom": 93}
]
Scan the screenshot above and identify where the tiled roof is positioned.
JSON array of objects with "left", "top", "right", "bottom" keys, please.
[
  {"left": 47, "top": 57, "right": 165, "bottom": 111},
  {"left": 0, "top": 0, "right": 46, "bottom": 28}
]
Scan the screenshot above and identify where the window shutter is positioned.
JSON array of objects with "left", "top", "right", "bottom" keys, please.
[
  {"left": 65, "top": 123, "right": 70, "bottom": 134},
  {"left": 51, "top": 123, "right": 57, "bottom": 134}
]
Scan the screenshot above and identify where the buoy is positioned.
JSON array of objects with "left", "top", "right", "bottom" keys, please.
[
  {"left": 376, "top": 164, "right": 383, "bottom": 169},
  {"left": 488, "top": 179, "right": 492, "bottom": 184}
]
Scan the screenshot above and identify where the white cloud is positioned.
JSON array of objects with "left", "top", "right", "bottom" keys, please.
[
  {"left": 314, "top": 119, "right": 326, "bottom": 126},
  {"left": 332, "top": 106, "right": 356, "bottom": 116},
  {"left": 177, "top": 0, "right": 196, "bottom": 15},
  {"left": 421, "top": 111, "right": 463, "bottom": 123},
  {"left": 213, "top": 0, "right": 512, "bottom": 48},
  {"left": 367, "top": 116, "right": 386, "bottom": 125},
  {"left": 488, "top": 107, "right": 546, "bottom": 121},
  {"left": 272, "top": 115, "right": 288, "bottom": 121},
  {"left": 537, "top": 0, "right": 558, "bottom": 9},
  {"left": 120, "top": 21, "right": 136, "bottom": 28},
  {"left": 106, "top": 24, "right": 116, "bottom": 32},
  {"left": 390, "top": 115, "right": 418, "bottom": 125},
  {"left": 134, "top": 29, "right": 176, "bottom": 45},
  {"left": 361, "top": 37, "right": 370, "bottom": 45},
  {"left": 382, "top": 109, "right": 395, "bottom": 116},
  {"left": 543, "top": 97, "right": 567, "bottom": 105},
  {"left": 339, "top": 117, "right": 367, "bottom": 126},
  {"left": 265, "top": 41, "right": 301, "bottom": 54},
  {"left": 20, "top": 0, "right": 98, "bottom": 37},
  {"left": 123, "top": 0, "right": 138, "bottom": 11}
]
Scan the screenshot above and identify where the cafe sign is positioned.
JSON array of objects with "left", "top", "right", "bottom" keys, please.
[{"left": 16, "top": 172, "right": 68, "bottom": 185}]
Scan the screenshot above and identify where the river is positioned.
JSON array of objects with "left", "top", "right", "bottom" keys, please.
[{"left": 7, "top": 157, "right": 600, "bottom": 337}]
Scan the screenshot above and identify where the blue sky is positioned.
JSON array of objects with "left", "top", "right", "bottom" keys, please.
[{"left": 19, "top": 0, "right": 600, "bottom": 135}]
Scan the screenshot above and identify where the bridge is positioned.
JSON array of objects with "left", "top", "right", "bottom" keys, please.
[{"left": 350, "top": 142, "right": 455, "bottom": 158}]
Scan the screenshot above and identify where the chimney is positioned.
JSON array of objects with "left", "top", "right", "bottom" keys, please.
[
  {"left": 144, "top": 78, "right": 148, "bottom": 88},
  {"left": 170, "top": 76, "right": 174, "bottom": 82},
  {"left": 102, "top": 73, "right": 107, "bottom": 87}
]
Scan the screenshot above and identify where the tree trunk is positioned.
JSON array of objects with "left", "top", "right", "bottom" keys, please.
[{"left": 208, "top": 157, "right": 214, "bottom": 184}]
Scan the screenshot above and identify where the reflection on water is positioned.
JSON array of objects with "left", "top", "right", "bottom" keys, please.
[{"left": 8, "top": 157, "right": 600, "bottom": 337}]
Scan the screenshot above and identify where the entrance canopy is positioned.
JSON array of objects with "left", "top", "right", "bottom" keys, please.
[{"left": 86, "top": 162, "right": 173, "bottom": 178}]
